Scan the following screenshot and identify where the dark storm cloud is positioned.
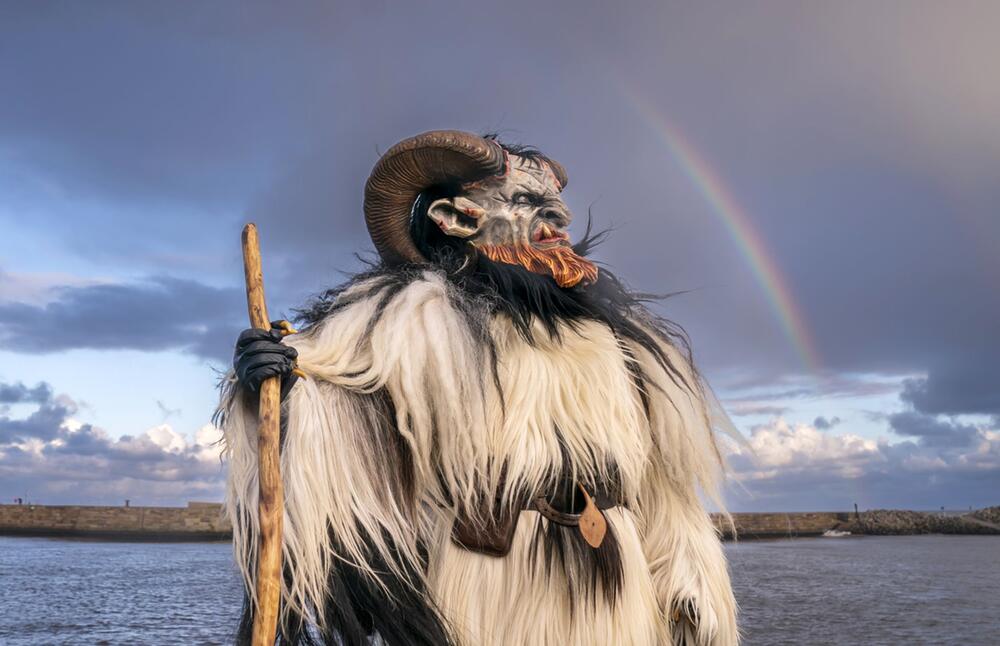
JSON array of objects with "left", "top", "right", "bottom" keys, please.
[
  {"left": 0, "top": 380, "right": 81, "bottom": 444},
  {"left": 0, "top": 398, "right": 73, "bottom": 443},
  {"left": 0, "top": 380, "right": 224, "bottom": 505},
  {"left": 0, "top": 3, "right": 366, "bottom": 278},
  {"left": 3, "top": 2, "right": 998, "bottom": 388},
  {"left": 720, "top": 373, "right": 904, "bottom": 402},
  {"left": 0, "top": 3, "right": 334, "bottom": 203},
  {"left": 900, "top": 356, "right": 1000, "bottom": 416},
  {"left": 1, "top": 0, "right": 999, "bottom": 463},
  {"left": 888, "top": 411, "right": 978, "bottom": 449},
  {"left": 0, "top": 382, "right": 52, "bottom": 404},
  {"left": 0, "top": 277, "right": 243, "bottom": 363}
]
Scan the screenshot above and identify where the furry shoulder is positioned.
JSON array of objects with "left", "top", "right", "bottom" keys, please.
[{"left": 287, "top": 267, "right": 491, "bottom": 394}]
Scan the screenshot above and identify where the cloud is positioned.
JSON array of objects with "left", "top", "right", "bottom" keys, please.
[
  {"left": 0, "top": 4, "right": 323, "bottom": 208},
  {"left": 725, "top": 417, "right": 1000, "bottom": 511},
  {"left": 718, "top": 373, "right": 906, "bottom": 401},
  {"left": 725, "top": 403, "right": 789, "bottom": 417},
  {"left": 813, "top": 415, "right": 841, "bottom": 430},
  {"left": 0, "top": 380, "right": 224, "bottom": 505},
  {"left": 2, "top": 1, "right": 998, "bottom": 388},
  {"left": 719, "top": 359, "right": 1000, "bottom": 509},
  {"left": 727, "top": 419, "right": 881, "bottom": 482},
  {"left": 888, "top": 411, "right": 978, "bottom": 449},
  {"left": 0, "top": 268, "right": 108, "bottom": 306},
  {"left": 900, "top": 358, "right": 1000, "bottom": 416},
  {"left": 0, "top": 381, "right": 53, "bottom": 405},
  {"left": 1, "top": 3, "right": 999, "bottom": 512},
  {"left": 0, "top": 399, "right": 74, "bottom": 444},
  {"left": 0, "top": 276, "right": 243, "bottom": 363}
]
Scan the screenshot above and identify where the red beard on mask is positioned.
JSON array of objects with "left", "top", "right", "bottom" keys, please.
[{"left": 476, "top": 242, "right": 599, "bottom": 288}]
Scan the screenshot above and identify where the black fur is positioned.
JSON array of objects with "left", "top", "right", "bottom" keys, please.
[
  {"left": 234, "top": 388, "right": 454, "bottom": 646},
  {"left": 525, "top": 461, "right": 626, "bottom": 609},
  {"left": 482, "top": 133, "right": 561, "bottom": 177},
  {"left": 236, "top": 532, "right": 453, "bottom": 646},
  {"left": 289, "top": 529, "right": 452, "bottom": 646},
  {"left": 529, "top": 511, "right": 624, "bottom": 611}
]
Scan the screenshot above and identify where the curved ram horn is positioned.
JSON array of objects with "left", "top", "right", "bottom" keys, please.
[{"left": 363, "top": 130, "right": 506, "bottom": 265}]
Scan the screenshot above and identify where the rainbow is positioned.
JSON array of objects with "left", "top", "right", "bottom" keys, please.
[{"left": 625, "top": 93, "right": 822, "bottom": 372}]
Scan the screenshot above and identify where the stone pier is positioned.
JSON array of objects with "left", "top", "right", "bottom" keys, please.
[
  {"left": 0, "top": 502, "right": 230, "bottom": 541},
  {"left": 3, "top": 504, "right": 994, "bottom": 541}
]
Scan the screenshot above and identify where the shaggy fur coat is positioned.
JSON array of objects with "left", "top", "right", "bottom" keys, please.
[{"left": 219, "top": 261, "right": 738, "bottom": 646}]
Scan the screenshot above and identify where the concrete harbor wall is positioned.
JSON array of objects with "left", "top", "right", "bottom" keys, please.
[
  {"left": 719, "top": 511, "right": 852, "bottom": 539},
  {"left": 0, "top": 501, "right": 230, "bottom": 541},
  {"left": 3, "top": 504, "right": 995, "bottom": 541},
  {"left": 1, "top": 503, "right": 852, "bottom": 541}
]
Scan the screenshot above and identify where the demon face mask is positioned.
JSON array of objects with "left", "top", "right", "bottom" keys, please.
[
  {"left": 363, "top": 130, "right": 598, "bottom": 287},
  {"left": 426, "top": 155, "right": 597, "bottom": 288}
]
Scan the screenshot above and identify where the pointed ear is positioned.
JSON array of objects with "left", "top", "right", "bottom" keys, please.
[{"left": 426, "top": 196, "right": 486, "bottom": 238}]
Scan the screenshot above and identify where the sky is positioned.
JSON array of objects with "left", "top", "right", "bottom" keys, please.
[{"left": 1, "top": 2, "right": 998, "bottom": 511}]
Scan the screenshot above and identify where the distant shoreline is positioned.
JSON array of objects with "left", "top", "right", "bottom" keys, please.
[
  {"left": 0, "top": 502, "right": 230, "bottom": 542},
  {"left": 2, "top": 503, "right": 997, "bottom": 542}
]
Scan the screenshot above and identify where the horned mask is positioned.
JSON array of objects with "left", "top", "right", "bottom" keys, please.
[{"left": 363, "top": 131, "right": 598, "bottom": 287}]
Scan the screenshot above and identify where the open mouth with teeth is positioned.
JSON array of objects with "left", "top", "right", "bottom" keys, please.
[{"left": 532, "top": 221, "right": 569, "bottom": 247}]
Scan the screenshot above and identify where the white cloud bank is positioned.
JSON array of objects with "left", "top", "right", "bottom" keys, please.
[
  {"left": 4, "top": 379, "right": 997, "bottom": 511},
  {"left": 723, "top": 417, "right": 1000, "bottom": 511},
  {"left": 1, "top": 381, "right": 225, "bottom": 506}
]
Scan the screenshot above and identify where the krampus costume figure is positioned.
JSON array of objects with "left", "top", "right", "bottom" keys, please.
[{"left": 219, "top": 131, "right": 738, "bottom": 645}]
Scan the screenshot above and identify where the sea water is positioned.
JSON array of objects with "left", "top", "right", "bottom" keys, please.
[{"left": 0, "top": 535, "right": 997, "bottom": 645}]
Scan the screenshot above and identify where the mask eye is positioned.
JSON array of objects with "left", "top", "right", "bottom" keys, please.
[
  {"left": 513, "top": 191, "right": 549, "bottom": 207},
  {"left": 540, "top": 209, "right": 568, "bottom": 227}
]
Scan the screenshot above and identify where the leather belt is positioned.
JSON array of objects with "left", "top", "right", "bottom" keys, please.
[
  {"left": 531, "top": 492, "right": 617, "bottom": 527},
  {"left": 451, "top": 480, "right": 622, "bottom": 557}
]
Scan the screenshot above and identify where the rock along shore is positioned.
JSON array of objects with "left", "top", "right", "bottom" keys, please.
[{"left": 852, "top": 507, "right": 1000, "bottom": 536}]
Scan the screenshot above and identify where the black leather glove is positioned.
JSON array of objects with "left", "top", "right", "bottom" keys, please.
[{"left": 233, "top": 323, "right": 300, "bottom": 400}]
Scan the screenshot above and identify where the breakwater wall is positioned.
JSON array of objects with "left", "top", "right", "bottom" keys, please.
[
  {"left": 4, "top": 504, "right": 995, "bottom": 541},
  {"left": 719, "top": 511, "right": 852, "bottom": 539},
  {"left": 1, "top": 503, "right": 852, "bottom": 541},
  {"left": 0, "top": 502, "right": 230, "bottom": 541}
]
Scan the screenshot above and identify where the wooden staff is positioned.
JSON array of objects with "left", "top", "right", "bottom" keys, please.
[{"left": 241, "top": 223, "right": 283, "bottom": 646}]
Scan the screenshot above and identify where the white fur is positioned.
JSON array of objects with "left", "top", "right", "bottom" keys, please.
[
  {"left": 428, "top": 508, "right": 663, "bottom": 646},
  {"left": 219, "top": 270, "right": 738, "bottom": 644},
  {"left": 628, "top": 333, "right": 739, "bottom": 645}
]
